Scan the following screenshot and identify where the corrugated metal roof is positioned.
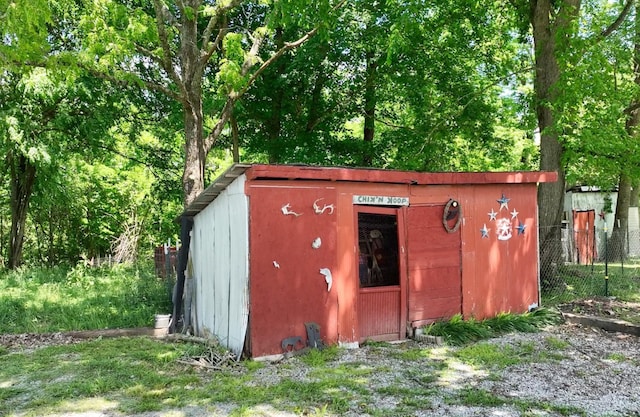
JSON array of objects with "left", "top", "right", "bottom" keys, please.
[{"left": 181, "top": 164, "right": 252, "bottom": 218}]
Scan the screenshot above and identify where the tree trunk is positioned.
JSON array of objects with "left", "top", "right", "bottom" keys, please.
[
  {"left": 180, "top": 0, "right": 206, "bottom": 207},
  {"left": 266, "top": 27, "right": 286, "bottom": 164},
  {"left": 611, "top": 174, "right": 631, "bottom": 261},
  {"left": 362, "top": 49, "right": 377, "bottom": 166},
  {"left": 611, "top": 1, "right": 640, "bottom": 262},
  {"left": 531, "top": 0, "right": 579, "bottom": 289},
  {"left": 8, "top": 151, "right": 37, "bottom": 269},
  {"left": 48, "top": 206, "right": 55, "bottom": 266},
  {"left": 231, "top": 113, "right": 240, "bottom": 163},
  {"left": 305, "top": 42, "right": 330, "bottom": 134},
  {"left": 182, "top": 96, "right": 205, "bottom": 207}
]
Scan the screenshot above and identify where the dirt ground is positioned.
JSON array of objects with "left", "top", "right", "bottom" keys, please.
[
  {"left": 555, "top": 297, "right": 640, "bottom": 325},
  {"left": 2, "top": 302, "right": 640, "bottom": 417}
]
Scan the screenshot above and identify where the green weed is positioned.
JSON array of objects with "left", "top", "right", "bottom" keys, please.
[
  {"left": 446, "top": 387, "right": 505, "bottom": 407},
  {"left": 0, "top": 262, "right": 171, "bottom": 334},
  {"left": 606, "top": 353, "right": 627, "bottom": 362},
  {"left": 423, "top": 309, "right": 561, "bottom": 346},
  {"left": 544, "top": 336, "right": 569, "bottom": 350}
]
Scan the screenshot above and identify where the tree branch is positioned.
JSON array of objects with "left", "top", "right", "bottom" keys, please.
[
  {"left": 601, "top": 0, "right": 634, "bottom": 38},
  {"left": 624, "top": 101, "right": 640, "bottom": 115},
  {"left": 237, "top": 0, "right": 348, "bottom": 97},
  {"left": 198, "top": 18, "right": 228, "bottom": 82},
  {"left": 81, "top": 63, "right": 184, "bottom": 103},
  {"left": 204, "top": 96, "right": 236, "bottom": 153},
  {"left": 152, "top": 0, "right": 184, "bottom": 94},
  {"left": 236, "top": 26, "right": 316, "bottom": 99},
  {"left": 201, "top": 0, "right": 241, "bottom": 52},
  {"left": 204, "top": 0, "right": 349, "bottom": 151}
]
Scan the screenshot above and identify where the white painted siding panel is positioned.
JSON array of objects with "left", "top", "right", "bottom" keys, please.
[
  {"left": 213, "top": 197, "right": 230, "bottom": 344},
  {"left": 191, "top": 174, "right": 249, "bottom": 357},
  {"left": 227, "top": 189, "right": 249, "bottom": 356}
]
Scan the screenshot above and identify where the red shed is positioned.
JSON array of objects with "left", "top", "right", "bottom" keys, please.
[{"left": 182, "top": 164, "right": 557, "bottom": 358}]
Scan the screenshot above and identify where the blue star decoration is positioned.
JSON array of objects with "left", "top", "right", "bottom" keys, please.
[
  {"left": 488, "top": 208, "right": 497, "bottom": 221},
  {"left": 517, "top": 222, "right": 526, "bottom": 235},
  {"left": 497, "top": 194, "right": 510, "bottom": 211},
  {"left": 481, "top": 224, "right": 489, "bottom": 238}
]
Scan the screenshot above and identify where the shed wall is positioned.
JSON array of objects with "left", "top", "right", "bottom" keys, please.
[
  {"left": 245, "top": 179, "right": 541, "bottom": 357},
  {"left": 247, "top": 184, "right": 339, "bottom": 357},
  {"left": 191, "top": 174, "right": 249, "bottom": 357},
  {"left": 457, "top": 184, "right": 540, "bottom": 319}
]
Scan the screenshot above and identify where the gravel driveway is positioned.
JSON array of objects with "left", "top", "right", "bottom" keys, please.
[
  {"left": 177, "top": 322, "right": 640, "bottom": 417},
  {"left": 3, "top": 322, "right": 640, "bottom": 417}
]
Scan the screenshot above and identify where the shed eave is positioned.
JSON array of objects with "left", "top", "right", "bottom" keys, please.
[
  {"left": 180, "top": 163, "right": 558, "bottom": 219},
  {"left": 180, "top": 163, "right": 252, "bottom": 218},
  {"left": 245, "top": 164, "right": 558, "bottom": 186}
]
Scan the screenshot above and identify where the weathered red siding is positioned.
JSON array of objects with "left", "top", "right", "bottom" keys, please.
[
  {"left": 247, "top": 184, "right": 339, "bottom": 357},
  {"left": 406, "top": 205, "right": 462, "bottom": 326},
  {"left": 459, "top": 184, "right": 541, "bottom": 319},
  {"left": 219, "top": 166, "right": 556, "bottom": 357},
  {"left": 357, "top": 287, "right": 402, "bottom": 341}
]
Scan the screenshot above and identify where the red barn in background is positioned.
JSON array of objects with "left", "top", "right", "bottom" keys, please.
[{"left": 181, "top": 164, "right": 557, "bottom": 359}]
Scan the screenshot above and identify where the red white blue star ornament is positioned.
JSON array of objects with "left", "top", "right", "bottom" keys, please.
[
  {"left": 517, "top": 222, "right": 526, "bottom": 235},
  {"left": 483, "top": 193, "right": 525, "bottom": 241},
  {"left": 497, "top": 194, "right": 510, "bottom": 211}
]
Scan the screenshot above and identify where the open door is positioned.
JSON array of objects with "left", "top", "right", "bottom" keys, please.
[{"left": 356, "top": 208, "right": 407, "bottom": 342}]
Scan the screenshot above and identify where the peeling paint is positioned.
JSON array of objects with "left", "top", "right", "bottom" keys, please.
[
  {"left": 273, "top": 261, "right": 280, "bottom": 269},
  {"left": 312, "top": 237, "right": 322, "bottom": 249},
  {"left": 281, "top": 203, "right": 302, "bottom": 217},
  {"left": 319, "top": 268, "right": 332, "bottom": 292},
  {"left": 313, "top": 198, "right": 335, "bottom": 215}
]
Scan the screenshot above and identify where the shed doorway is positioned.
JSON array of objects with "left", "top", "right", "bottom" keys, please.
[
  {"left": 573, "top": 209, "right": 596, "bottom": 265},
  {"left": 357, "top": 208, "right": 407, "bottom": 342}
]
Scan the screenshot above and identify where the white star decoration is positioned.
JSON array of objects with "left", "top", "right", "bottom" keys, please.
[{"left": 482, "top": 193, "right": 525, "bottom": 240}]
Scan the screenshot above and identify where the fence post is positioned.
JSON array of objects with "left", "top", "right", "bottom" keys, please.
[
  {"left": 604, "top": 223, "right": 609, "bottom": 297},
  {"left": 164, "top": 240, "right": 171, "bottom": 279}
]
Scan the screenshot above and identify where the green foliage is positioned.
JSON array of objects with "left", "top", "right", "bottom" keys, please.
[
  {"left": 3, "top": 0, "right": 640, "bottom": 270},
  {"left": 0, "top": 0, "right": 52, "bottom": 62},
  {"left": 446, "top": 387, "right": 505, "bottom": 407},
  {"left": 255, "top": 0, "right": 527, "bottom": 171},
  {"left": 424, "top": 309, "right": 562, "bottom": 346},
  {"left": 0, "top": 262, "right": 172, "bottom": 333}
]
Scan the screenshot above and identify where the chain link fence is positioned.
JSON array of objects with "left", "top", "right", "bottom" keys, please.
[{"left": 540, "top": 225, "right": 640, "bottom": 305}]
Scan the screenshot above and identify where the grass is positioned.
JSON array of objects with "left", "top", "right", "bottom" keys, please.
[
  {"left": 0, "top": 327, "right": 585, "bottom": 417},
  {"left": 423, "top": 308, "right": 562, "bottom": 346},
  {"left": 0, "top": 264, "right": 598, "bottom": 416},
  {"left": 0, "top": 262, "right": 172, "bottom": 333},
  {"left": 543, "top": 261, "right": 640, "bottom": 305}
]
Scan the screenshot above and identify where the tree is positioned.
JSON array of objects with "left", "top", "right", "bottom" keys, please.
[
  {"left": 611, "top": 1, "right": 640, "bottom": 261},
  {"left": 510, "top": 0, "right": 634, "bottom": 286},
  {"left": 239, "top": 0, "right": 531, "bottom": 171},
  {"left": 79, "top": 0, "right": 345, "bottom": 206}
]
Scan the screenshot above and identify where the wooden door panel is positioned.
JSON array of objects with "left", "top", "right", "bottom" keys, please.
[{"left": 406, "top": 205, "right": 462, "bottom": 325}]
